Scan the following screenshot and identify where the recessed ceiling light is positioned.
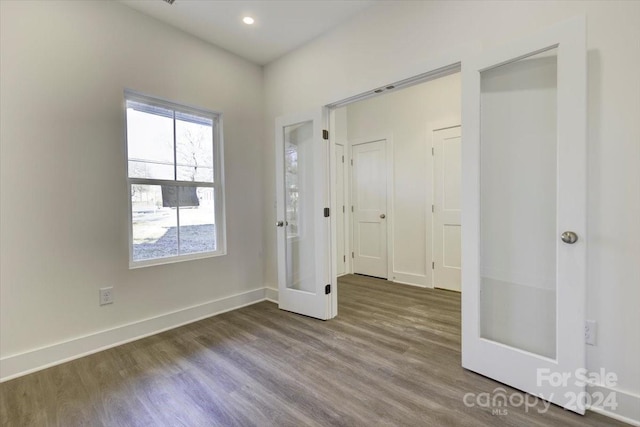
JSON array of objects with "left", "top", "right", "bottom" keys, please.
[{"left": 243, "top": 17, "right": 255, "bottom": 25}]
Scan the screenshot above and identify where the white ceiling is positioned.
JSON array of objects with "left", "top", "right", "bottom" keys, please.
[{"left": 120, "top": 0, "right": 373, "bottom": 65}]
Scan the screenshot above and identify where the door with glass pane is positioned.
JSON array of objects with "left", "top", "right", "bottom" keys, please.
[
  {"left": 275, "top": 110, "right": 332, "bottom": 320},
  {"left": 461, "top": 17, "right": 587, "bottom": 412}
]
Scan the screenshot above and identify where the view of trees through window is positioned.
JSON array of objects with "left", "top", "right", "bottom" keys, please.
[{"left": 126, "top": 96, "right": 221, "bottom": 264}]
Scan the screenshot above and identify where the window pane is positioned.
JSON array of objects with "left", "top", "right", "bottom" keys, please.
[
  {"left": 283, "top": 121, "right": 315, "bottom": 292},
  {"left": 176, "top": 112, "right": 214, "bottom": 182},
  {"left": 285, "top": 135, "right": 299, "bottom": 237},
  {"left": 126, "top": 101, "right": 174, "bottom": 180},
  {"left": 479, "top": 48, "right": 558, "bottom": 358},
  {"left": 131, "top": 185, "right": 178, "bottom": 261},
  {"left": 178, "top": 187, "right": 216, "bottom": 255}
]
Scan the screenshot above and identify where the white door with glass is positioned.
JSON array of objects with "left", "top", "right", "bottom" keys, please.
[
  {"left": 433, "top": 126, "right": 461, "bottom": 292},
  {"left": 462, "top": 17, "right": 587, "bottom": 412},
  {"left": 352, "top": 139, "right": 388, "bottom": 279},
  {"left": 275, "top": 111, "right": 333, "bottom": 320}
]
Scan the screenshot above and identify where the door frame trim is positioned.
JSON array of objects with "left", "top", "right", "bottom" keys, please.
[{"left": 334, "top": 142, "right": 349, "bottom": 277}]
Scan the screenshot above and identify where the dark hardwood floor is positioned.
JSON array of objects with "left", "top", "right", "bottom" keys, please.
[{"left": 0, "top": 274, "right": 623, "bottom": 426}]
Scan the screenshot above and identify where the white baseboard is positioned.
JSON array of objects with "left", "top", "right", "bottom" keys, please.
[
  {"left": 391, "top": 271, "right": 430, "bottom": 288},
  {"left": 265, "top": 287, "right": 278, "bottom": 303},
  {"left": 587, "top": 382, "right": 640, "bottom": 426},
  {"left": 0, "top": 287, "right": 268, "bottom": 382},
  {"left": 4, "top": 286, "right": 637, "bottom": 427}
]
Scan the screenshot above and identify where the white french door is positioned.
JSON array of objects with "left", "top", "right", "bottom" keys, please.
[
  {"left": 275, "top": 110, "right": 333, "bottom": 320},
  {"left": 461, "top": 17, "right": 587, "bottom": 412}
]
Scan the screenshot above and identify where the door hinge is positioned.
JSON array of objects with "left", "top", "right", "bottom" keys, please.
[
  {"left": 342, "top": 155, "right": 344, "bottom": 163},
  {"left": 325, "top": 284, "right": 331, "bottom": 294},
  {"left": 352, "top": 251, "right": 354, "bottom": 258},
  {"left": 322, "top": 129, "right": 329, "bottom": 140},
  {"left": 351, "top": 206, "right": 354, "bottom": 212},
  {"left": 432, "top": 261, "right": 435, "bottom": 269},
  {"left": 432, "top": 204, "right": 434, "bottom": 213},
  {"left": 324, "top": 207, "right": 330, "bottom": 217},
  {"left": 432, "top": 147, "right": 435, "bottom": 156},
  {"left": 342, "top": 205, "right": 345, "bottom": 213},
  {"left": 343, "top": 255, "right": 346, "bottom": 262},
  {"left": 350, "top": 159, "right": 353, "bottom": 166}
]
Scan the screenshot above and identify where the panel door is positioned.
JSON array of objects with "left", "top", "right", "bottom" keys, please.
[
  {"left": 352, "top": 139, "right": 387, "bottom": 279},
  {"left": 433, "top": 126, "right": 462, "bottom": 292}
]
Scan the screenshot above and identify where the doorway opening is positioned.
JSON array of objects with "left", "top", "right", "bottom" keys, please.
[{"left": 330, "top": 71, "right": 462, "bottom": 292}]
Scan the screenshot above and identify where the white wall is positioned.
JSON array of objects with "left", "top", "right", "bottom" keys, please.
[
  {"left": 263, "top": 0, "right": 640, "bottom": 420},
  {"left": 345, "top": 74, "right": 461, "bottom": 286},
  {"left": 0, "top": 1, "right": 264, "bottom": 377}
]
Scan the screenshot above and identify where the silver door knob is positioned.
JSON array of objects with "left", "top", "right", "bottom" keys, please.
[
  {"left": 276, "top": 220, "right": 284, "bottom": 227},
  {"left": 380, "top": 214, "right": 386, "bottom": 219},
  {"left": 561, "top": 231, "right": 578, "bottom": 244}
]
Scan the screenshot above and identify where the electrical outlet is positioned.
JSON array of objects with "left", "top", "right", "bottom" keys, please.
[
  {"left": 585, "top": 320, "right": 597, "bottom": 345},
  {"left": 99, "top": 287, "right": 114, "bottom": 306}
]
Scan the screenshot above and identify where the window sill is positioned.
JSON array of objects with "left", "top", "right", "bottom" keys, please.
[{"left": 129, "top": 249, "right": 227, "bottom": 269}]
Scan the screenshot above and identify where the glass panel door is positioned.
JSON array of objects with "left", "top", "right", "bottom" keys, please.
[
  {"left": 284, "top": 121, "right": 315, "bottom": 293},
  {"left": 461, "top": 17, "right": 587, "bottom": 413},
  {"left": 479, "top": 48, "right": 558, "bottom": 359},
  {"left": 275, "top": 110, "right": 332, "bottom": 320}
]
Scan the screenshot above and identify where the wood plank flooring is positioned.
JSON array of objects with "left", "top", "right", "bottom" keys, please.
[{"left": 0, "top": 274, "right": 624, "bottom": 426}]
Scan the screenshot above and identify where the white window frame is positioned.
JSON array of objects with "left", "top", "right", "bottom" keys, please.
[{"left": 124, "top": 89, "right": 226, "bottom": 268}]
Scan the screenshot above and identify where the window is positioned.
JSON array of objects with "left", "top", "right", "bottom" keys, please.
[{"left": 125, "top": 90, "right": 225, "bottom": 267}]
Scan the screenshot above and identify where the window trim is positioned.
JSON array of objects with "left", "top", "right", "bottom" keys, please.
[{"left": 124, "top": 89, "right": 227, "bottom": 268}]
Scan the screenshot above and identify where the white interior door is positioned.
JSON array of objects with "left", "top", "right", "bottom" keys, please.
[
  {"left": 352, "top": 139, "right": 387, "bottom": 279},
  {"left": 462, "top": 17, "right": 587, "bottom": 412},
  {"left": 275, "top": 110, "right": 332, "bottom": 320},
  {"left": 433, "top": 126, "right": 461, "bottom": 292},
  {"left": 336, "top": 144, "right": 347, "bottom": 276}
]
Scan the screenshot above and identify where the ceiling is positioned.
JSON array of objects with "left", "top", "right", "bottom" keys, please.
[{"left": 120, "top": 0, "right": 373, "bottom": 65}]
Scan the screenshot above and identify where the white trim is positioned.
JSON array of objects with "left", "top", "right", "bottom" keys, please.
[
  {"left": 323, "top": 106, "right": 338, "bottom": 319},
  {"left": 0, "top": 287, "right": 268, "bottom": 382},
  {"left": 265, "top": 287, "right": 279, "bottom": 303},
  {"left": 322, "top": 44, "right": 477, "bottom": 109},
  {"left": 391, "top": 271, "right": 428, "bottom": 288},
  {"left": 128, "top": 250, "right": 227, "bottom": 269},
  {"left": 386, "top": 136, "right": 395, "bottom": 282},
  {"left": 586, "top": 383, "right": 640, "bottom": 426},
  {"left": 326, "top": 63, "right": 461, "bottom": 110},
  {"left": 329, "top": 142, "right": 351, "bottom": 280},
  {"left": 124, "top": 90, "right": 227, "bottom": 269},
  {"left": 329, "top": 110, "right": 338, "bottom": 314}
]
